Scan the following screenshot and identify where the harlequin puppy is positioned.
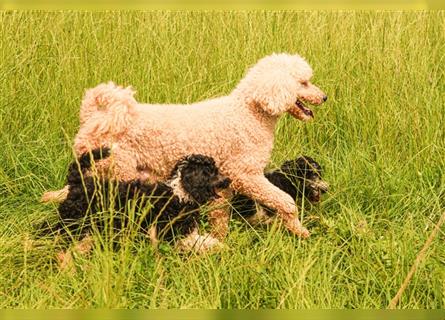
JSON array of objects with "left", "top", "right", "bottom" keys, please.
[
  {"left": 231, "top": 156, "right": 328, "bottom": 225},
  {"left": 45, "top": 148, "right": 231, "bottom": 256}
]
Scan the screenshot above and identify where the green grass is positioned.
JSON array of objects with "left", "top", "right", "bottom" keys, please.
[{"left": 0, "top": 11, "right": 444, "bottom": 308}]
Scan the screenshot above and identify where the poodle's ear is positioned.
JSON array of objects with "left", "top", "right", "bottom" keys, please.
[{"left": 245, "top": 70, "right": 297, "bottom": 116}]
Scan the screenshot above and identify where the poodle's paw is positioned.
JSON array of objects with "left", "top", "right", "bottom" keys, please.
[
  {"left": 297, "top": 226, "right": 310, "bottom": 239},
  {"left": 177, "top": 231, "right": 224, "bottom": 254},
  {"left": 57, "top": 250, "right": 76, "bottom": 274},
  {"left": 40, "top": 186, "right": 69, "bottom": 203},
  {"left": 40, "top": 191, "right": 55, "bottom": 203},
  {"left": 285, "top": 217, "right": 310, "bottom": 239}
]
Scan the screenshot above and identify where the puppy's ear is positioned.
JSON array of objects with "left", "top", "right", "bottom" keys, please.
[
  {"left": 181, "top": 169, "right": 217, "bottom": 204},
  {"left": 244, "top": 71, "right": 297, "bottom": 116}
]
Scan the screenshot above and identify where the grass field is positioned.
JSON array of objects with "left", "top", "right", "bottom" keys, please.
[{"left": 0, "top": 11, "right": 444, "bottom": 308}]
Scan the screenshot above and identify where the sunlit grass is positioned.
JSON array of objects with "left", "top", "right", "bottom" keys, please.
[{"left": 0, "top": 11, "right": 444, "bottom": 308}]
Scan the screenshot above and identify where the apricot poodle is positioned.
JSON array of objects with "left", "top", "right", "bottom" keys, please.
[{"left": 42, "top": 53, "right": 327, "bottom": 242}]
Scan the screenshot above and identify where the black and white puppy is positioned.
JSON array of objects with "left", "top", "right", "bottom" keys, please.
[
  {"left": 45, "top": 148, "right": 230, "bottom": 250},
  {"left": 232, "top": 156, "right": 328, "bottom": 225}
]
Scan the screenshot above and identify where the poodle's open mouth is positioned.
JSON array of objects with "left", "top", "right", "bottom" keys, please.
[
  {"left": 287, "top": 100, "right": 314, "bottom": 121},
  {"left": 295, "top": 99, "right": 314, "bottom": 118}
]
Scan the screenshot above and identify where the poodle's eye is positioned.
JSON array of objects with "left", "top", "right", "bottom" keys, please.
[{"left": 301, "top": 81, "right": 309, "bottom": 87}]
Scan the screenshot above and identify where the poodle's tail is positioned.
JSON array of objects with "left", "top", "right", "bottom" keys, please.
[{"left": 79, "top": 81, "right": 137, "bottom": 127}]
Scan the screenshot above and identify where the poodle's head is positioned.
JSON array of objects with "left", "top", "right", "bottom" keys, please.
[
  {"left": 233, "top": 53, "right": 327, "bottom": 121},
  {"left": 281, "top": 156, "right": 329, "bottom": 203},
  {"left": 169, "top": 154, "right": 231, "bottom": 204}
]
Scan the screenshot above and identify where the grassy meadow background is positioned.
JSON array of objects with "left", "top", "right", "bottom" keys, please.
[{"left": 0, "top": 11, "right": 444, "bottom": 308}]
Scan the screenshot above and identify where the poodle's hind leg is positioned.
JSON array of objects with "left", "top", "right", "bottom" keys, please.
[
  {"left": 41, "top": 185, "right": 70, "bottom": 203},
  {"left": 41, "top": 148, "right": 144, "bottom": 204},
  {"left": 231, "top": 175, "right": 310, "bottom": 238},
  {"left": 208, "top": 195, "right": 231, "bottom": 241}
]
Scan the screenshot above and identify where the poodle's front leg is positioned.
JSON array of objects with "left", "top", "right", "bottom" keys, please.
[{"left": 232, "top": 175, "right": 310, "bottom": 238}]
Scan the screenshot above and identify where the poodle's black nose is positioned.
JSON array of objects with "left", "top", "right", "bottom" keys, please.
[{"left": 322, "top": 95, "right": 328, "bottom": 102}]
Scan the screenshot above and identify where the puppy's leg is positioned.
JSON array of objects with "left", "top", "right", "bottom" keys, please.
[
  {"left": 176, "top": 229, "right": 223, "bottom": 253},
  {"left": 232, "top": 175, "right": 309, "bottom": 238},
  {"left": 245, "top": 204, "right": 275, "bottom": 226}
]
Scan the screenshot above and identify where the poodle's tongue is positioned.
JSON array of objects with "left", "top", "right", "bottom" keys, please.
[{"left": 295, "top": 100, "right": 314, "bottom": 118}]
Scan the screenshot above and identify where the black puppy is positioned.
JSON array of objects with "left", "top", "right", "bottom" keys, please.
[
  {"left": 45, "top": 148, "right": 230, "bottom": 244},
  {"left": 232, "top": 156, "right": 328, "bottom": 225}
]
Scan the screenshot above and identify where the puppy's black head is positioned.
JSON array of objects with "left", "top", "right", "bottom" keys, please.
[
  {"left": 171, "top": 154, "right": 231, "bottom": 205},
  {"left": 281, "top": 155, "right": 328, "bottom": 203}
]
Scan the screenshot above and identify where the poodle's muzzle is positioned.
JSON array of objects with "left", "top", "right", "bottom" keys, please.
[
  {"left": 288, "top": 84, "right": 327, "bottom": 121},
  {"left": 292, "top": 95, "right": 327, "bottom": 120}
]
